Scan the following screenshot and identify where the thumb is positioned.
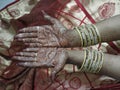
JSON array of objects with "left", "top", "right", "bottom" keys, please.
[
  {"left": 50, "top": 49, "right": 68, "bottom": 81},
  {"left": 42, "top": 10, "right": 65, "bottom": 29}
]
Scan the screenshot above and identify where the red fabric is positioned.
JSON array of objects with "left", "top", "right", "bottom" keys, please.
[
  {"left": 75, "top": 0, "right": 96, "bottom": 24},
  {"left": 108, "top": 42, "right": 120, "bottom": 53},
  {"left": 10, "top": 0, "right": 70, "bottom": 30},
  {"left": 0, "top": 0, "right": 119, "bottom": 90}
]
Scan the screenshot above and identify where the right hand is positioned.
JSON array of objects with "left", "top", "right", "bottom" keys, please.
[{"left": 12, "top": 47, "right": 68, "bottom": 80}]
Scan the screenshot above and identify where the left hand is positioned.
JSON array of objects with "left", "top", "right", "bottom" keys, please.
[{"left": 15, "top": 11, "right": 68, "bottom": 47}]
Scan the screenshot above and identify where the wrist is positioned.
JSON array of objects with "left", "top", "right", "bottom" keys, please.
[
  {"left": 62, "top": 29, "right": 81, "bottom": 47},
  {"left": 74, "top": 24, "right": 101, "bottom": 47},
  {"left": 65, "top": 50, "right": 84, "bottom": 66}
]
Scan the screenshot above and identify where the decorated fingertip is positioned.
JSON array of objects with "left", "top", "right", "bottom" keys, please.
[
  {"left": 15, "top": 34, "right": 23, "bottom": 39},
  {"left": 18, "top": 62, "right": 27, "bottom": 67}
]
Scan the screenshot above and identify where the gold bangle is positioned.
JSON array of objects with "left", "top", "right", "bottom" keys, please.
[
  {"left": 75, "top": 27, "right": 83, "bottom": 47},
  {"left": 79, "top": 49, "right": 104, "bottom": 73},
  {"left": 78, "top": 49, "right": 87, "bottom": 71},
  {"left": 92, "top": 24, "right": 101, "bottom": 43},
  {"left": 96, "top": 52, "right": 104, "bottom": 73}
]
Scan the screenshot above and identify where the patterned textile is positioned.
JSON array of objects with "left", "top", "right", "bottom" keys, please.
[{"left": 0, "top": 0, "right": 119, "bottom": 90}]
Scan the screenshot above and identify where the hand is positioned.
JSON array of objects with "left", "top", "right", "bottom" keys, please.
[
  {"left": 12, "top": 47, "right": 68, "bottom": 80},
  {"left": 15, "top": 11, "right": 68, "bottom": 47}
]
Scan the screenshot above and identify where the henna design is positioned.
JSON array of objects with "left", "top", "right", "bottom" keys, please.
[
  {"left": 12, "top": 12, "right": 71, "bottom": 81},
  {"left": 15, "top": 12, "right": 68, "bottom": 47},
  {"left": 13, "top": 47, "right": 68, "bottom": 80}
]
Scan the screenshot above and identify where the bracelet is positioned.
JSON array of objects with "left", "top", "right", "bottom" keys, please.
[
  {"left": 78, "top": 26, "right": 91, "bottom": 47},
  {"left": 91, "top": 24, "right": 101, "bottom": 44},
  {"left": 78, "top": 49, "right": 104, "bottom": 73},
  {"left": 75, "top": 27, "right": 83, "bottom": 47},
  {"left": 78, "top": 49, "right": 87, "bottom": 71},
  {"left": 96, "top": 51, "right": 104, "bottom": 73},
  {"left": 74, "top": 24, "right": 101, "bottom": 47}
]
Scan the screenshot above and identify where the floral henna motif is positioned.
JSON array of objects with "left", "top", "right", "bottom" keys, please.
[
  {"left": 15, "top": 26, "right": 68, "bottom": 48},
  {"left": 37, "top": 48, "right": 57, "bottom": 64},
  {"left": 37, "top": 26, "right": 61, "bottom": 47},
  {"left": 13, "top": 12, "right": 69, "bottom": 80}
]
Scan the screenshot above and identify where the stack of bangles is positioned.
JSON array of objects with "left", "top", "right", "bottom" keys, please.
[
  {"left": 78, "top": 49, "right": 104, "bottom": 73},
  {"left": 75, "top": 24, "right": 104, "bottom": 73},
  {"left": 74, "top": 24, "right": 101, "bottom": 47}
]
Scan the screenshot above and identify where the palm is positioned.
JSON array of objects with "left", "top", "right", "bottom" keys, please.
[
  {"left": 13, "top": 11, "right": 68, "bottom": 80},
  {"left": 13, "top": 47, "right": 68, "bottom": 80}
]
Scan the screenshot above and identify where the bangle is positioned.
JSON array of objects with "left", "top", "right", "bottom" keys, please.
[
  {"left": 78, "top": 49, "right": 87, "bottom": 71},
  {"left": 78, "top": 49, "right": 104, "bottom": 73},
  {"left": 91, "top": 24, "right": 101, "bottom": 44},
  {"left": 74, "top": 24, "right": 101, "bottom": 47},
  {"left": 96, "top": 51, "right": 104, "bottom": 73},
  {"left": 79, "top": 26, "right": 91, "bottom": 47},
  {"left": 75, "top": 27, "right": 83, "bottom": 47}
]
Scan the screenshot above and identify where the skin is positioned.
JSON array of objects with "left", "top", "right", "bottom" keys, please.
[
  {"left": 15, "top": 11, "right": 68, "bottom": 47},
  {"left": 13, "top": 12, "right": 120, "bottom": 80},
  {"left": 66, "top": 50, "right": 120, "bottom": 80}
]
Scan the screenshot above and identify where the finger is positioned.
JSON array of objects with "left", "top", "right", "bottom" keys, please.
[
  {"left": 42, "top": 11, "right": 61, "bottom": 26},
  {"left": 18, "top": 62, "right": 54, "bottom": 67},
  {"left": 18, "top": 26, "right": 42, "bottom": 33},
  {"left": 16, "top": 52, "right": 37, "bottom": 57},
  {"left": 42, "top": 11, "right": 66, "bottom": 33},
  {"left": 25, "top": 43, "right": 42, "bottom": 47},
  {"left": 12, "top": 56, "right": 36, "bottom": 62},
  {"left": 17, "top": 38, "right": 39, "bottom": 43},
  {"left": 23, "top": 48, "right": 39, "bottom": 52},
  {"left": 15, "top": 33, "right": 37, "bottom": 39}
]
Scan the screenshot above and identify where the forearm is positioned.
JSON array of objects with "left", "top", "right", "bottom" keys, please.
[
  {"left": 95, "top": 15, "right": 120, "bottom": 42},
  {"left": 64, "top": 15, "right": 120, "bottom": 47},
  {"left": 100, "top": 53, "right": 120, "bottom": 80},
  {"left": 66, "top": 50, "right": 120, "bottom": 80}
]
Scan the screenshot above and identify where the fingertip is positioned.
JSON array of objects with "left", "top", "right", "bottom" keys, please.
[
  {"left": 15, "top": 34, "right": 23, "bottom": 38},
  {"left": 18, "top": 62, "right": 27, "bottom": 67}
]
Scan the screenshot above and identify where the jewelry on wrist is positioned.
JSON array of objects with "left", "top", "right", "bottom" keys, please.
[
  {"left": 78, "top": 49, "right": 104, "bottom": 73},
  {"left": 74, "top": 24, "right": 101, "bottom": 47}
]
